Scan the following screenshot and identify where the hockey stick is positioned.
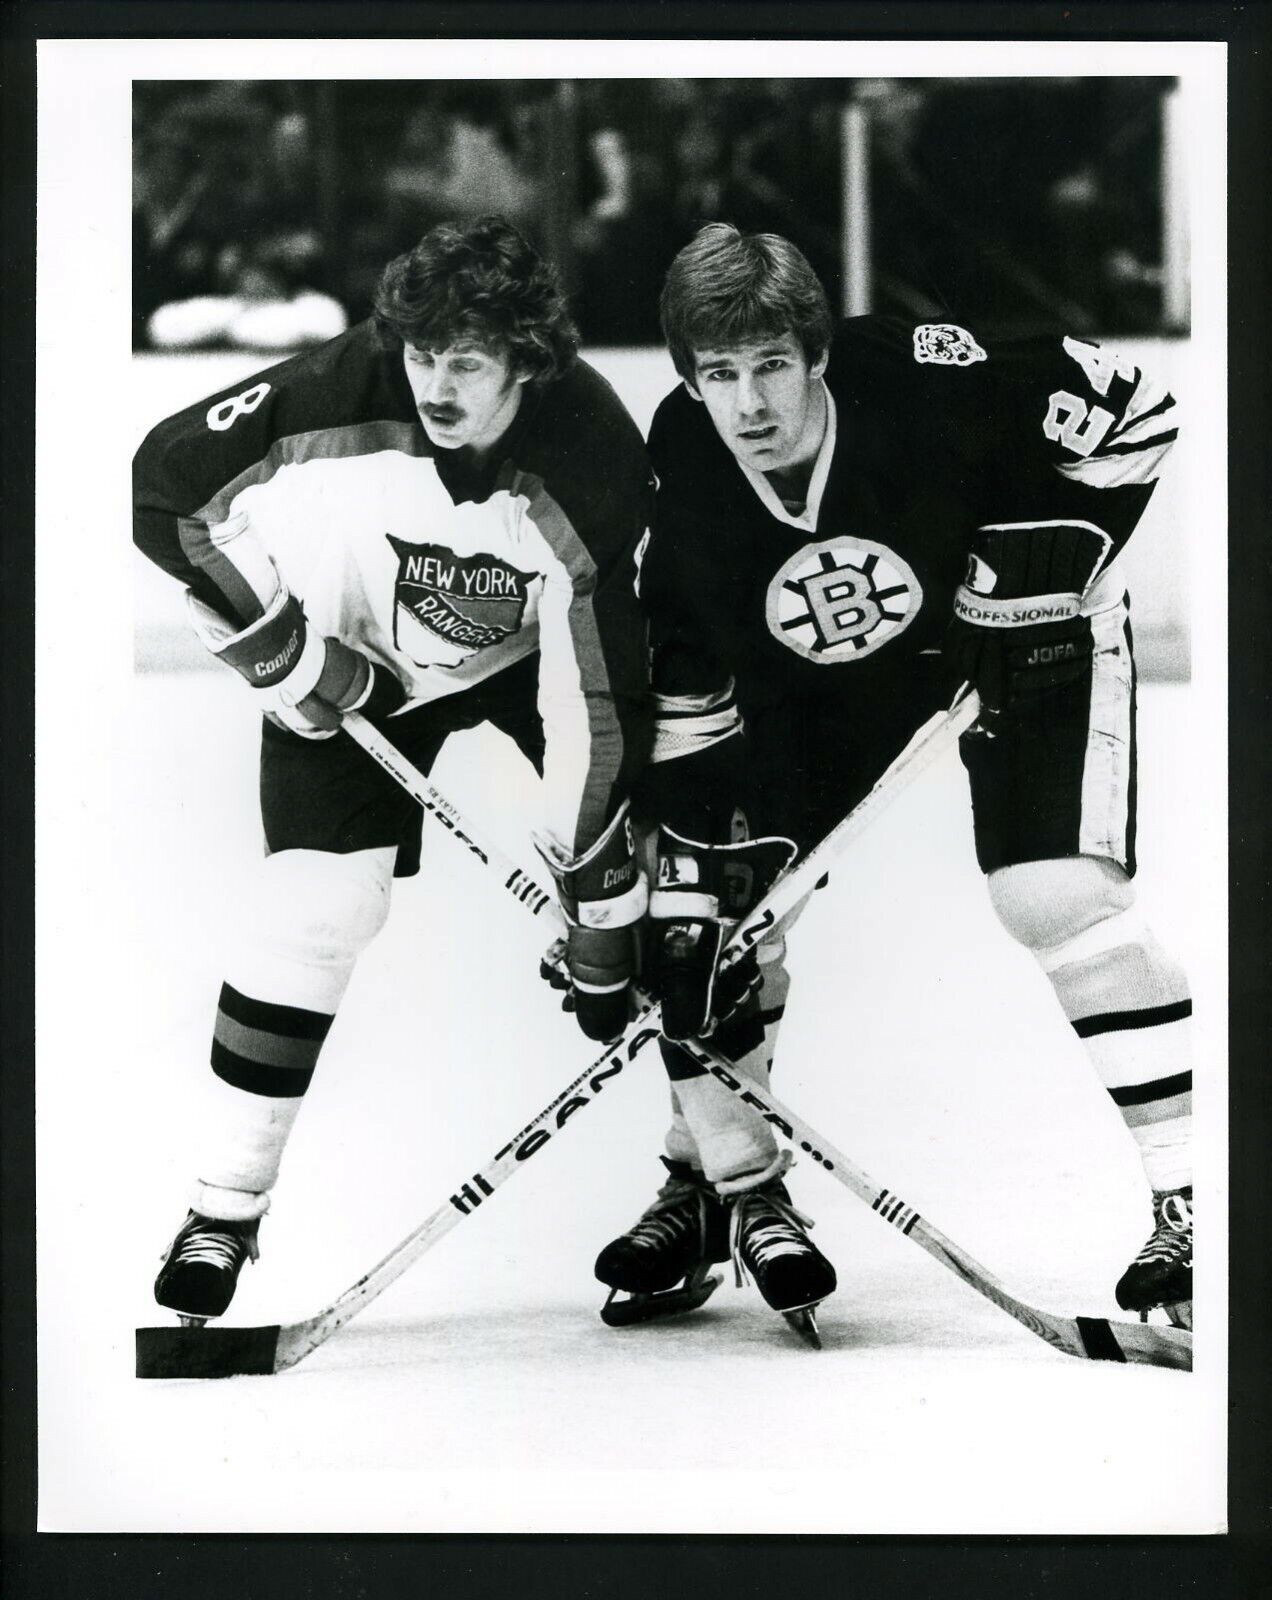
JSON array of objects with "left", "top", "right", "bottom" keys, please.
[
  {"left": 135, "top": 1017, "right": 667, "bottom": 1378},
  {"left": 135, "top": 693, "right": 975, "bottom": 1377},
  {"left": 345, "top": 690, "right": 1191, "bottom": 1373},
  {"left": 664, "top": 1037, "right": 1192, "bottom": 1371},
  {"left": 342, "top": 689, "right": 983, "bottom": 954}
]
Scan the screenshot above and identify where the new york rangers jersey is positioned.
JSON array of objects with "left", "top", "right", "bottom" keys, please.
[
  {"left": 134, "top": 319, "right": 653, "bottom": 857},
  {"left": 640, "top": 317, "right": 1177, "bottom": 734}
]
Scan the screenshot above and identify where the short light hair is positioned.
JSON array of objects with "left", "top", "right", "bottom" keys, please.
[
  {"left": 659, "top": 223, "right": 834, "bottom": 385},
  {"left": 374, "top": 215, "right": 579, "bottom": 383}
]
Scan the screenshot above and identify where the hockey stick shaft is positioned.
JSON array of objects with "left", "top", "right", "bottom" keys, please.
[
  {"left": 274, "top": 1015, "right": 666, "bottom": 1370},
  {"left": 136, "top": 694, "right": 972, "bottom": 1377},
  {"left": 664, "top": 1037, "right": 1191, "bottom": 1370},
  {"left": 344, "top": 686, "right": 981, "bottom": 969},
  {"left": 135, "top": 1016, "right": 665, "bottom": 1377},
  {"left": 352, "top": 689, "right": 1188, "bottom": 1372},
  {"left": 341, "top": 711, "right": 565, "bottom": 931}
]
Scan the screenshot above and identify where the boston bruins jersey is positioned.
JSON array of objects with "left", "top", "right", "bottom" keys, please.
[
  {"left": 134, "top": 319, "right": 652, "bottom": 857},
  {"left": 640, "top": 316, "right": 1177, "bottom": 739}
]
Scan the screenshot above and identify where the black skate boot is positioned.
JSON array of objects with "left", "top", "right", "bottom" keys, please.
[
  {"left": 727, "top": 1169, "right": 837, "bottom": 1349},
  {"left": 1115, "top": 1186, "right": 1192, "bottom": 1329},
  {"left": 154, "top": 1211, "right": 261, "bottom": 1326},
  {"left": 595, "top": 1159, "right": 729, "bottom": 1327}
]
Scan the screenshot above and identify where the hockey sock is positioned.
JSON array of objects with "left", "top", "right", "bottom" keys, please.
[
  {"left": 1040, "top": 911, "right": 1193, "bottom": 1192},
  {"left": 988, "top": 858, "right": 1192, "bottom": 1194},
  {"left": 194, "top": 983, "right": 335, "bottom": 1199},
  {"left": 189, "top": 847, "right": 394, "bottom": 1201},
  {"left": 660, "top": 942, "right": 790, "bottom": 1185}
]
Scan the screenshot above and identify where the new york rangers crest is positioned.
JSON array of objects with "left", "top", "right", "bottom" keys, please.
[
  {"left": 913, "top": 324, "right": 987, "bottom": 366},
  {"left": 387, "top": 535, "right": 535, "bottom": 668}
]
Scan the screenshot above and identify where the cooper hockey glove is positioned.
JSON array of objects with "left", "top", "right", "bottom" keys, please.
[
  {"left": 944, "top": 520, "right": 1111, "bottom": 729},
  {"left": 536, "top": 802, "right": 649, "bottom": 1043},
  {"left": 188, "top": 574, "right": 405, "bottom": 739},
  {"left": 647, "top": 826, "right": 797, "bottom": 1042}
]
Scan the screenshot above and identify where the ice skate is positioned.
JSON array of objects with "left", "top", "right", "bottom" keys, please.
[
  {"left": 1115, "top": 1186, "right": 1192, "bottom": 1329},
  {"left": 154, "top": 1210, "right": 261, "bottom": 1325},
  {"left": 726, "top": 1165, "right": 837, "bottom": 1349},
  {"left": 595, "top": 1159, "right": 728, "bottom": 1326}
]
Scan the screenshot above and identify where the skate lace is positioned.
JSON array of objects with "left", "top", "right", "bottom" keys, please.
[
  {"left": 1133, "top": 1192, "right": 1193, "bottom": 1266},
  {"left": 729, "top": 1188, "right": 817, "bottom": 1290},
  {"left": 172, "top": 1218, "right": 258, "bottom": 1271},
  {"left": 627, "top": 1178, "right": 709, "bottom": 1257}
]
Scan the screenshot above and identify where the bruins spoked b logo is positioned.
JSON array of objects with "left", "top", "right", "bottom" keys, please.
[{"left": 765, "top": 537, "right": 922, "bottom": 664}]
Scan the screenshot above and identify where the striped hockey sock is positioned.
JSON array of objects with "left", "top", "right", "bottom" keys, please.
[
  {"left": 193, "top": 982, "right": 336, "bottom": 1201},
  {"left": 1041, "top": 918, "right": 1193, "bottom": 1192},
  {"left": 661, "top": 948, "right": 790, "bottom": 1184},
  {"left": 186, "top": 846, "right": 393, "bottom": 1206}
]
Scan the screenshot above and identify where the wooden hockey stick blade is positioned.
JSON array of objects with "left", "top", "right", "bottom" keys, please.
[
  {"left": 350, "top": 694, "right": 1186, "bottom": 1372},
  {"left": 135, "top": 1022, "right": 667, "bottom": 1378},
  {"left": 135, "top": 1323, "right": 282, "bottom": 1379},
  {"left": 134, "top": 692, "right": 977, "bottom": 1381},
  {"left": 135, "top": 1309, "right": 365, "bottom": 1379},
  {"left": 924, "top": 1235, "right": 1192, "bottom": 1369},
  {"left": 675, "top": 1047, "right": 1193, "bottom": 1372}
]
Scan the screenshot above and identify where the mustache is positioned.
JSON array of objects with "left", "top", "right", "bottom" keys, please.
[{"left": 423, "top": 406, "right": 464, "bottom": 423}]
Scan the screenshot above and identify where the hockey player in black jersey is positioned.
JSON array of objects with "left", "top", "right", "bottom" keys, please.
[
  {"left": 596, "top": 224, "right": 1192, "bottom": 1336},
  {"left": 135, "top": 217, "right": 653, "bottom": 1323}
]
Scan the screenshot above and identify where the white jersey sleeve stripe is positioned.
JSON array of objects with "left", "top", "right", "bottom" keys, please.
[
  {"left": 1107, "top": 402, "right": 1180, "bottom": 449},
  {"left": 1056, "top": 440, "right": 1174, "bottom": 488},
  {"left": 189, "top": 421, "right": 424, "bottom": 535},
  {"left": 1115, "top": 372, "right": 1174, "bottom": 433}
]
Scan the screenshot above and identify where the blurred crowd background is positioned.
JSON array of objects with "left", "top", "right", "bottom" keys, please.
[{"left": 133, "top": 77, "right": 1182, "bottom": 353}]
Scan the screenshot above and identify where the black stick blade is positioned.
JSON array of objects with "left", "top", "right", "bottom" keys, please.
[{"left": 135, "top": 1323, "right": 282, "bottom": 1379}]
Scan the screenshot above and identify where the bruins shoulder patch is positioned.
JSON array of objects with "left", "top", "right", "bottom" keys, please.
[{"left": 913, "top": 324, "right": 987, "bottom": 366}]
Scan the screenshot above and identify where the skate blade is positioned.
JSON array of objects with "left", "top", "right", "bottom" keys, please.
[
  {"left": 781, "top": 1307, "right": 823, "bottom": 1350},
  {"left": 1137, "top": 1300, "right": 1193, "bottom": 1332},
  {"left": 135, "top": 1323, "right": 281, "bottom": 1379},
  {"left": 600, "top": 1272, "right": 724, "bottom": 1328}
]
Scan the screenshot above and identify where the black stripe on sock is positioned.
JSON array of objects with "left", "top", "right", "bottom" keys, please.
[
  {"left": 217, "top": 982, "right": 333, "bottom": 1042},
  {"left": 660, "top": 1039, "right": 708, "bottom": 1082},
  {"left": 1072, "top": 998, "right": 1192, "bottom": 1039},
  {"left": 1108, "top": 1070, "right": 1192, "bottom": 1109},
  {"left": 713, "top": 1015, "right": 765, "bottom": 1060},
  {"left": 211, "top": 1040, "right": 316, "bottom": 1098}
]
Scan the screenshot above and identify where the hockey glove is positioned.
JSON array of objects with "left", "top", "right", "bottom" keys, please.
[
  {"left": 944, "top": 521, "right": 1111, "bottom": 730},
  {"left": 188, "top": 575, "right": 405, "bottom": 739},
  {"left": 535, "top": 802, "right": 649, "bottom": 1043},
  {"left": 647, "top": 826, "right": 797, "bottom": 1042}
]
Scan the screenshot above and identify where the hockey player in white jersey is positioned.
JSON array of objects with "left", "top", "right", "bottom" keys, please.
[
  {"left": 135, "top": 216, "right": 653, "bottom": 1323},
  {"left": 595, "top": 224, "right": 1192, "bottom": 1339}
]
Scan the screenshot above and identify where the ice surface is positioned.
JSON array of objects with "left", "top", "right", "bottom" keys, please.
[{"left": 36, "top": 675, "right": 1226, "bottom": 1533}]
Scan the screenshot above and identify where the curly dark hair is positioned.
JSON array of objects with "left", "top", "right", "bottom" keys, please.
[
  {"left": 374, "top": 215, "right": 579, "bottom": 383},
  {"left": 660, "top": 223, "right": 833, "bottom": 386}
]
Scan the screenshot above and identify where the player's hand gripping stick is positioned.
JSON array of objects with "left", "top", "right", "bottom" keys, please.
[{"left": 138, "top": 686, "right": 1180, "bottom": 1378}]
